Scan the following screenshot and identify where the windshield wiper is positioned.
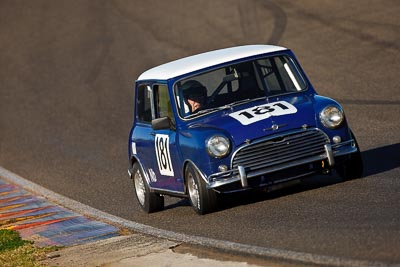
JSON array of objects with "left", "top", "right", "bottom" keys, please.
[
  {"left": 225, "top": 97, "right": 266, "bottom": 108},
  {"left": 189, "top": 107, "right": 224, "bottom": 116},
  {"left": 185, "top": 105, "right": 232, "bottom": 118},
  {"left": 185, "top": 97, "right": 266, "bottom": 118}
]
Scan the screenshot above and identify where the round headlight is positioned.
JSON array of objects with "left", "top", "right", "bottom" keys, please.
[
  {"left": 320, "top": 106, "right": 344, "bottom": 129},
  {"left": 206, "top": 135, "right": 230, "bottom": 158}
]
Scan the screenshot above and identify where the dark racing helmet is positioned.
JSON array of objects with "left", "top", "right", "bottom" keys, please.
[{"left": 182, "top": 80, "right": 207, "bottom": 103}]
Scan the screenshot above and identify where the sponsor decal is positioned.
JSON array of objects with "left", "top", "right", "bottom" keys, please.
[
  {"left": 148, "top": 168, "right": 157, "bottom": 182},
  {"left": 229, "top": 101, "right": 297, "bottom": 125}
]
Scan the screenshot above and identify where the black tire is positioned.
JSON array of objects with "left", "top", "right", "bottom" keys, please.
[
  {"left": 185, "top": 163, "right": 218, "bottom": 215},
  {"left": 336, "top": 131, "right": 364, "bottom": 180},
  {"left": 132, "top": 162, "right": 164, "bottom": 213}
]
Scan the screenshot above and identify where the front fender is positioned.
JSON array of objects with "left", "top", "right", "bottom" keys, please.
[
  {"left": 178, "top": 126, "right": 232, "bottom": 180},
  {"left": 313, "top": 95, "right": 351, "bottom": 141}
]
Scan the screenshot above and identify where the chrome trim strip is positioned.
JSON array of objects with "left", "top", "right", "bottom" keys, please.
[
  {"left": 333, "top": 146, "right": 358, "bottom": 157},
  {"left": 150, "top": 188, "right": 186, "bottom": 197},
  {"left": 245, "top": 154, "right": 325, "bottom": 179},
  {"left": 208, "top": 154, "right": 326, "bottom": 188},
  {"left": 128, "top": 156, "right": 151, "bottom": 185},
  {"left": 148, "top": 85, "right": 156, "bottom": 120},
  {"left": 238, "top": 166, "right": 248, "bottom": 188},
  {"left": 230, "top": 127, "right": 329, "bottom": 167},
  {"left": 208, "top": 176, "right": 241, "bottom": 189},
  {"left": 129, "top": 155, "right": 186, "bottom": 195},
  {"left": 324, "top": 144, "right": 335, "bottom": 166},
  {"left": 207, "top": 135, "right": 359, "bottom": 189},
  {"left": 185, "top": 159, "right": 209, "bottom": 184},
  {"left": 332, "top": 139, "right": 358, "bottom": 156}
]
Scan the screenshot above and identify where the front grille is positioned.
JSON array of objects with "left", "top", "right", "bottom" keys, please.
[{"left": 231, "top": 129, "right": 329, "bottom": 173}]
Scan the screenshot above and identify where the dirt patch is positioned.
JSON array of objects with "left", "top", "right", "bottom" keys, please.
[{"left": 173, "top": 243, "right": 310, "bottom": 267}]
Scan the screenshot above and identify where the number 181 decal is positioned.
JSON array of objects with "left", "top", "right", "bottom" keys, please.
[
  {"left": 155, "top": 134, "right": 174, "bottom": 176},
  {"left": 229, "top": 101, "right": 297, "bottom": 125}
]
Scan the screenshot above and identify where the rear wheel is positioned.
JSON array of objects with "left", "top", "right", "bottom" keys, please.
[
  {"left": 132, "top": 163, "right": 164, "bottom": 213},
  {"left": 336, "top": 131, "right": 364, "bottom": 180},
  {"left": 185, "top": 163, "right": 217, "bottom": 215}
]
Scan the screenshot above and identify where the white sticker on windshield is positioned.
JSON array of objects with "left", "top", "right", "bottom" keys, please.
[
  {"left": 229, "top": 101, "right": 297, "bottom": 125},
  {"left": 155, "top": 134, "right": 174, "bottom": 176}
]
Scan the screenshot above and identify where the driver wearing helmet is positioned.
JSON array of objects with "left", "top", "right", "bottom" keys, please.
[{"left": 182, "top": 80, "right": 207, "bottom": 114}]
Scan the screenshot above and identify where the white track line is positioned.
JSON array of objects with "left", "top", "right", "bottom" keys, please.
[{"left": 0, "top": 166, "right": 396, "bottom": 267}]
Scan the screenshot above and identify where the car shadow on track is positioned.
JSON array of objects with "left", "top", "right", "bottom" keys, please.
[
  {"left": 163, "top": 143, "right": 400, "bottom": 213},
  {"left": 361, "top": 143, "right": 400, "bottom": 177}
]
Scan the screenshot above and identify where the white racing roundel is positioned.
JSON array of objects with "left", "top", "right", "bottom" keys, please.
[{"left": 229, "top": 101, "right": 297, "bottom": 125}]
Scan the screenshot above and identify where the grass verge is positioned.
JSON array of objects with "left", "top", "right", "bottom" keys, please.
[{"left": 0, "top": 229, "right": 59, "bottom": 267}]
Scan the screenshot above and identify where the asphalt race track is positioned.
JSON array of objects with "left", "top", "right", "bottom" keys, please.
[{"left": 1, "top": 0, "right": 399, "bottom": 265}]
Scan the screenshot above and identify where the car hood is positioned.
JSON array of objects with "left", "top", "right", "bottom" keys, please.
[{"left": 190, "top": 94, "right": 317, "bottom": 146}]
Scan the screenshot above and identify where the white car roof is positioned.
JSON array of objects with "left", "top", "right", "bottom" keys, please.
[{"left": 137, "top": 45, "right": 287, "bottom": 81}]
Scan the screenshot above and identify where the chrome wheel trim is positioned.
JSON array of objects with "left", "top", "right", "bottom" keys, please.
[
  {"left": 134, "top": 169, "right": 146, "bottom": 206},
  {"left": 187, "top": 173, "right": 200, "bottom": 210}
]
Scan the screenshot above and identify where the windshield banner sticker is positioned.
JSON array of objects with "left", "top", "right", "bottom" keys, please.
[
  {"left": 229, "top": 101, "right": 297, "bottom": 125},
  {"left": 155, "top": 134, "right": 174, "bottom": 176}
]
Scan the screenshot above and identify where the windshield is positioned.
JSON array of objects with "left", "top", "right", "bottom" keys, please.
[{"left": 174, "top": 55, "right": 307, "bottom": 118}]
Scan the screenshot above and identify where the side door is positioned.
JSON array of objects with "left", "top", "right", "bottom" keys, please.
[
  {"left": 131, "top": 83, "right": 155, "bottom": 185},
  {"left": 150, "top": 84, "right": 183, "bottom": 193},
  {"left": 133, "top": 83, "right": 183, "bottom": 193}
]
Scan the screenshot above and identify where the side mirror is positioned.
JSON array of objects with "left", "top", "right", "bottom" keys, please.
[{"left": 152, "top": 117, "right": 172, "bottom": 130}]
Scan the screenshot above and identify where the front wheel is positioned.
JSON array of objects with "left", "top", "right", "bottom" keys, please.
[
  {"left": 336, "top": 131, "right": 364, "bottom": 180},
  {"left": 185, "top": 163, "right": 218, "bottom": 215},
  {"left": 132, "top": 163, "right": 164, "bottom": 213}
]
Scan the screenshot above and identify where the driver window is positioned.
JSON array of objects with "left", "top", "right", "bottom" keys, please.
[{"left": 153, "top": 84, "right": 175, "bottom": 124}]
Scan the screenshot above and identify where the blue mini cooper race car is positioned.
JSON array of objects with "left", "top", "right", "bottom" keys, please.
[{"left": 128, "top": 45, "right": 363, "bottom": 214}]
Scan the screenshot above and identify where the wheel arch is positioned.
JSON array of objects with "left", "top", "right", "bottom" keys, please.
[
  {"left": 183, "top": 159, "right": 209, "bottom": 194},
  {"left": 129, "top": 156, "right": 152, "bottom": 186}
]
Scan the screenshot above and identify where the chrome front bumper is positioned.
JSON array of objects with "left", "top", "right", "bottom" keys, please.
[{"left": 207, "top": 139, "right": 358, "bottom": 189}]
